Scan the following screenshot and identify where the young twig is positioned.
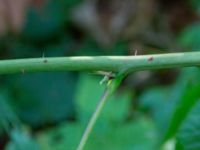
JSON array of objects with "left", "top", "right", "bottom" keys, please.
[
  {"left": 0, "top": 52, "right": 200, "bottom": 74},
  {"left": 77, "top": 71, "right": 126, "bottom": 150},
  {"left": 76, "top": 86, "right": 110, "bottom": 150}
]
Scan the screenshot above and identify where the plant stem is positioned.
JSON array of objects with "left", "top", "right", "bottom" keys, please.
[
  {"left": 76, "top": 87, "right": 110, "bottom": 150},
  {"left": 76, "top": 72, "right": 125, "bottom": 150},
  {"left": 0, "top": 52, "right": 200, "bottom": 74}
]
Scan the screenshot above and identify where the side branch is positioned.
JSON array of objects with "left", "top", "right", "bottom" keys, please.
[{"left": 0, "top": 52, "right": 200, "bottom": 74}]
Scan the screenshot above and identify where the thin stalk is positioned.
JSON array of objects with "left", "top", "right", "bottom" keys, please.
[
  {"left": 0, "top": 52, "right": 200, "bottom": 74},
  {"left": 77, "top": 74, "right": 125, "bottom": 150},
  {"left": 76, "top": 87, "right": 110, "bottom": 150}
]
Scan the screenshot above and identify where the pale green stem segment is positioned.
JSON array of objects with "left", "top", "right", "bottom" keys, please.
[
  {"left": 76, "top": 73, "right": 126, "bottom": 150},
  {"left": 0, "top": 52, "right": 200, "bottom": 74},
  {"left": 76, "top": 87, "right": 110, "bottom": 150}
]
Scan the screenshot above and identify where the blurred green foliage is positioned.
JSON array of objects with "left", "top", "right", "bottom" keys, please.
[
  {"left": 0, "top": 0, "right": 200, "bottom": 150},
  {"left": 190, "top": 0, "right": 200, "bottom": 12},
  {"left": 179, "top": 23, "right": 200, "bottom": 50}
]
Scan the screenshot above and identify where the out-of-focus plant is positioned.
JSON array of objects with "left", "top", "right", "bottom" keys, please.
[{"left": 0, "top": 0, "right": 200, "bottom": 150}]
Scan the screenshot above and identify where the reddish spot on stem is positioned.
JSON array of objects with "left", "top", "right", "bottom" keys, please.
[
  {"left": 148, "top": 57, "right": 154, "bottom": 61},
  {"left": 43, "top": 59, "right": 48, "bottom": 63}
]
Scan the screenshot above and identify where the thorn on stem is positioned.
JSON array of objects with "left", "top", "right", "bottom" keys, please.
[
  {"left": 42, "top": 52, "right": 48, "bottom": 63},
  {"left": 99, "top": 71, "right": 115, "bottom": 85},
  {"left": 148, "top": 57, "right": 154, "bottom": 61},
  {"left": 43, "top": 59, "right": 48, "bottom": 63},
  {"left": 134, "top": 50, "right": 138, "bottom": 56}
]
